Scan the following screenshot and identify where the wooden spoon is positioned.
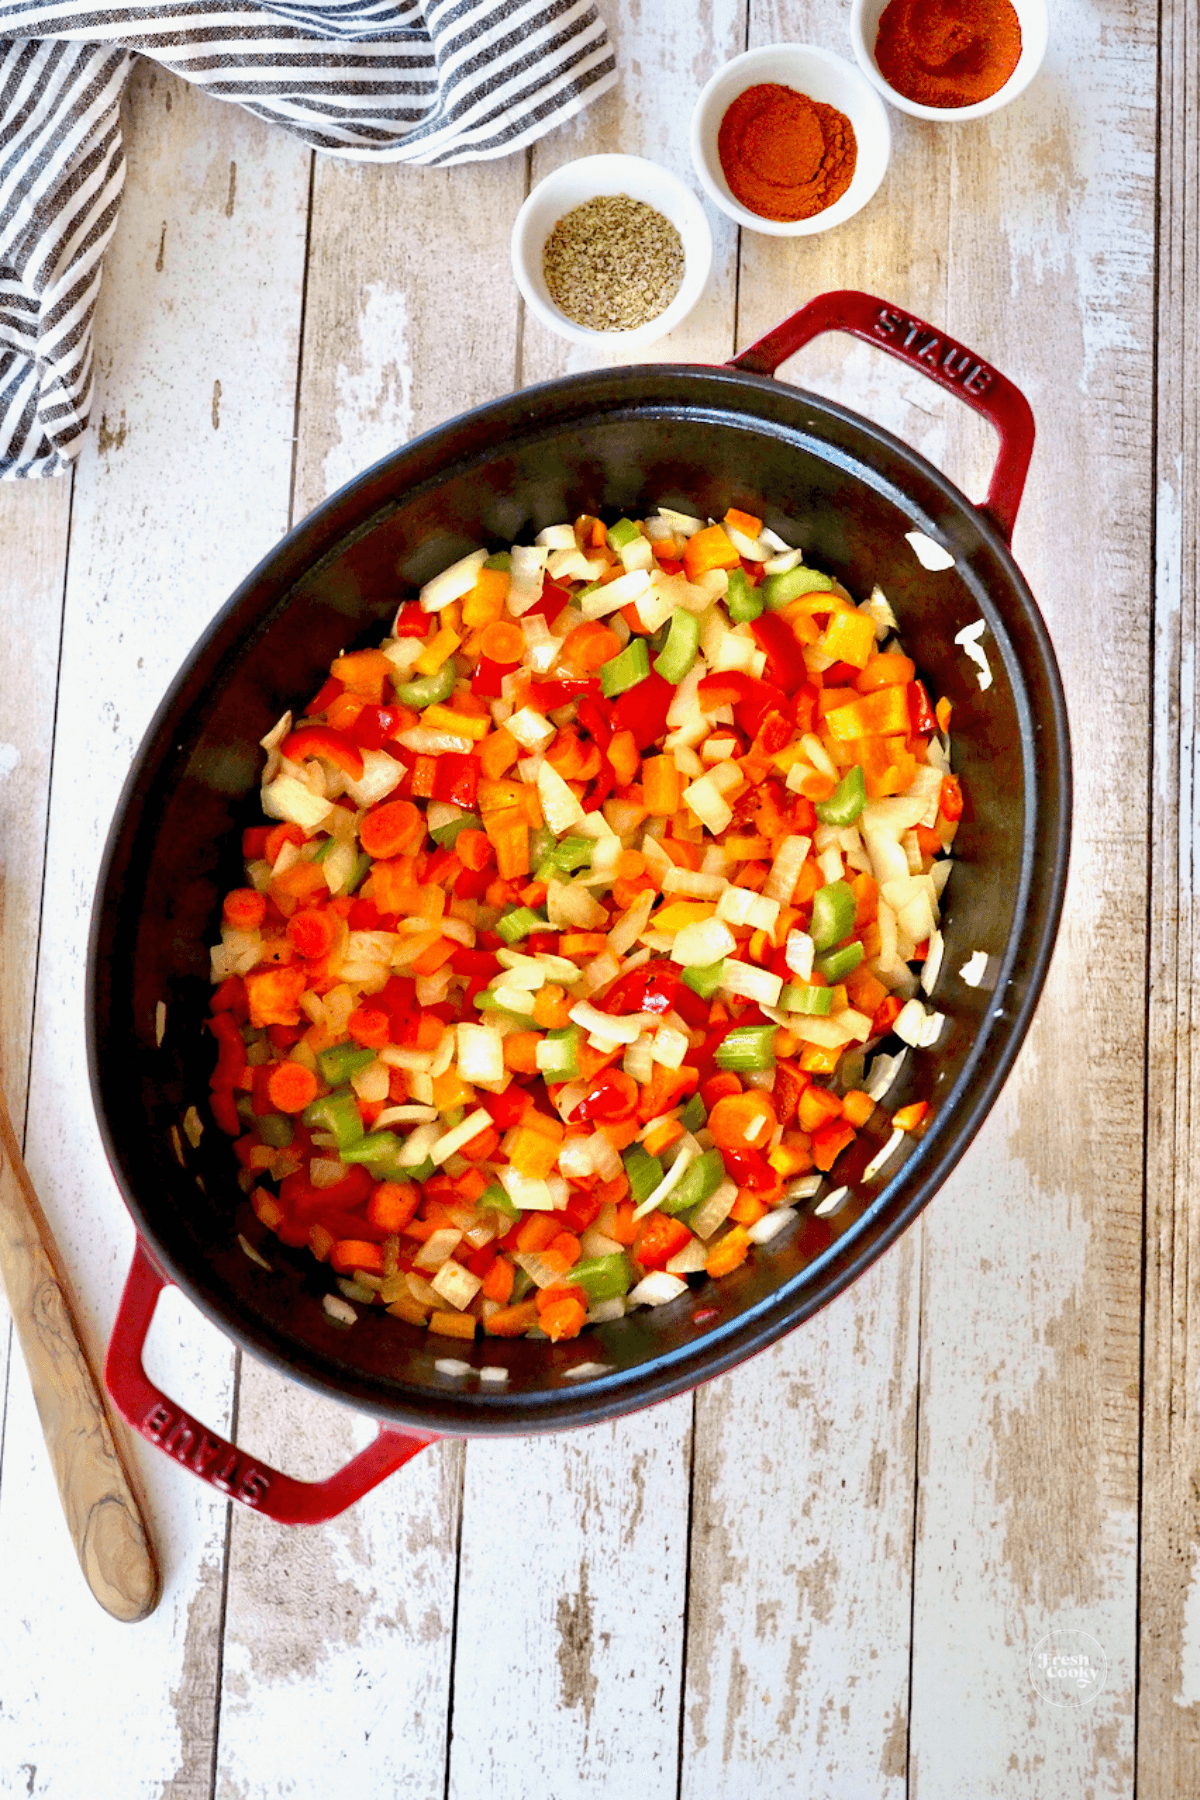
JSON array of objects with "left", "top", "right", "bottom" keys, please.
[{"left": 0, "top": 1074, "right": 160, "bottom": 1621}]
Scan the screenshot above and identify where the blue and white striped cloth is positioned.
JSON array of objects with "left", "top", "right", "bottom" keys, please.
[{"left": 0, "top": 0, "right": 616, "bottom": 477}]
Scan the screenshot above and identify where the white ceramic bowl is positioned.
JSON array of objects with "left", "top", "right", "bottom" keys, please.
[
  {"left": 510, "top": 154, "right": 713, "bottom": 351},
  {"left": 850, "top": 0, "right": 1048, "bottom": 122},
  {"left": 689, "top": 43, "right": 891, "bottom": 238}
]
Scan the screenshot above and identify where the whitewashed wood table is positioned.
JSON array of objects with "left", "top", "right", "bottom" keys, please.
[{"left": 1, "top": 0, "right": 1195, "bottom": 1791}]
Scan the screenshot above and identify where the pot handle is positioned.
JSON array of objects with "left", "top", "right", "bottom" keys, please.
[
  {"left": 105, "top": 1240, "right": 434, "bottom": 1525},
  {"left": 727, "top": 289, "right": 1034, "bottom": 543}
]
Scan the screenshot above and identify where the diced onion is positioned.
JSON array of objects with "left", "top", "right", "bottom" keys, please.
[
  {"left": 508, "top": 545, "right": 548, "bottom": 616},
  {"left": 342, "top": 749, "right": 403, "bottom": 808},
  {"left": 719, "top": 960, "right": 783, "bottom": 1007},
  {"left": 671, "top": 917, "right": 737, "bottom": 967},
  {"left": 261, "top": 774, "right": 333, "bottom": 832},
  {"left": 420, "top": 547, "right": 487, "bottom": 611},
  {"left": 747, "top": 1207, "right": 795, "bottom": 1244},
  {"left": 507, "top": 707, "right": 557, "bottom": 751},
  {"left": 959, "top": 950, "right": 988, "bottom": 987},
  {"left": 628, "top": 1271, "right": 688, "bottom": 1307},
  {"left": 538, "top": 760, "right": 586, "bottom": 834},
  {"left": 431, "top": 1107, "right": 493, "bottom": 1165},
  {"left": 863, "top": 1129, "right": 904, "bottom": 1181}
]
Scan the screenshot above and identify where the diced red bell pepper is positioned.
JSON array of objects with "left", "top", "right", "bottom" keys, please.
[
  {"left": 466, "top": 1242, "right": 499, "bottom": 1279},
  {"left": 209, "top": 1088, "right": 242, "bottom": 1136},
  {"left": 556, "top": 1188, "right": 606, "bottom": 1234},
  {"left": 576, "top": 695, "right": 613, "bottom": 749},
  {"left": 602, "top": 957, "right": 706, "bottom": 1028},
  {"left": 348, "top": 898, "right": 382, "bottom": 930},
  {"left": 749, "top": 612, "right": 809, "bottom": 694},
  {"left": 242, "top": 826, "right": 271, "bottom": 861},
  {"left": 471, "top": 657, "right": 507, "bottom": 699},
  {"left": 583, "top": 750, "right": 616, "bottom": 812},
  {"left": 721, "top": 1147, "right": 777, "bottom": 1190},
  {"left": 393, "top": 601, "right": 431, "bottom": 638},
  {"left": 612, "top": 670, "right": 674, "bottom": 750},
  {"left": 635, "top": 1214, "right": 693, "bottom": 1272},
  {"left": 207, "top": 1012, "right": 247, "bottom": 1088},
  {"left": 454, "top": 865, "right": 493, "bottom": 900},
  {"left": 449, "top": 945, "right": 502, "bottom": 980},
  {"left": 569, "top": 1069, "right": 639, "bottom": 1123},
  {"left": 307, "top": 675, "right": 345, "bottom": 716},
  {"left": 433, "top": 753, "right": 479, "bottom": 808},
  {"left": 210, "top": 975, "right": 248, "bottom": 1020},
  {"left": 250, "top": 1064, "right": 275, "bottom": 1117},
  {"left": 528, "top": 675, "right": 600, "bottom": 713},
  {"left": 699, "top": 672, "right": 790, "bottom": 740},
  {"left": 350, "top": 705, "right": 403, "bottom": 750},
  {"left": 423, "top": 846, "right": 462, "bottom": 886},
  {"left": 524, "top": 578, "right": 572, "bottom": 626},
  {"left": 280, "top": 724, "right": 365, "bottom": 780},
  {"left": 822, "top": 661, "right": 862, "bottom": 687},
  {"left": 908, "top": 680, "right": 936, "bottom": 736},
  {"left": 281, "top": 1163, "right": 373, "bottom": 1216},
  {"left": 526, "top": 932, "right": 560, "bottom": 955},
  {"left": 792, "top": 683, "right": 819, "bottom": 737},
  {"left": 481, "top": 1085, "right": 534, "bottom": 1129}
]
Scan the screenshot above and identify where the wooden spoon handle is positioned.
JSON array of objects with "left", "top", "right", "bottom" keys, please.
[{"left": 0, "top": 1081, "right": 160, "bottom": 1621}]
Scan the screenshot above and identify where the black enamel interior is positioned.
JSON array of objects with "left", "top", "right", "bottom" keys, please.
[{"left": 88, "top": 364, "right": 1070, "bottom": 1435}]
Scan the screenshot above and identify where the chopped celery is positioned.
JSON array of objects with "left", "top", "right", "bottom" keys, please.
[
  {"left": 810, "top": 879, "right": 856, "bottom": 951},
  {"left": 496, "top": 906, "right": 547, "bottom": 944},
  {"left": 725, "top": 567, "right": 764, "bottom": 623},
  {"left": 429, "top": 810, "right": 483, "bottom": 848},
  {"left": 663, "top": 1148, "right": 726, "bottom": 1217},
  {"left": 301, "top": 1087, "right": 365, "bottom": 1147},
  {"left": 653, "top": 609, "right": 700, "bottom": 684},
  {"left": 714, "top": 1025, "right": 777, "bottom": 1072},
  {"left": 682, "top": 958, "right": 725, "bottom": 1000},
  {"left": 762, "top": 566, "right": 834, "bottom": 611},
  {"left": 570, "top": 1253, "right": 633, "bottom": 1302},
  {"left": 679, "top": 1092, "right": 707, "bottom": 1134},
  {"left": 341, "top": 1129, "right": 407, "bottom": 1169},
  {"left": 600, "top": 638, "right": 650, "bottom": 698},
  {"left": 318, "top": 1043, "right": 377, "bottom": 1086},
  {"left": 543, "top": 836, "right": 594, "bottom": 876},
  {"left": 310, "top": 835, "right": 337, "bottom": 863},
  {"left": 257, "top": 1112, "right": 294, "bottom": 1149},
  {"left": 484, "top": 551, "right": 511, "bottom": 570},
  {"left": 474, "top": 990, "right": 537, "bottom": 1027},
  {"left": 814, "top": 940, "right": 865, "bottom": 981},
  {"left": 815, "top": 765, "right": 866, "bottom": 826},
  {"left": 480, "top": 1179, "right": 518, "bottom": 1219},
  {"left": 623, "top": 1142, "right": 664, "bottom": 1203},
  {"left": 781, "top": 982, "right": 834, "bottom": 1016},
  {"left": 394, "top": 661, "right": 456, "bottom": 709},
  {"left": 606, "top": 518, "right": 642, "bottom": 551},
  {"left": 530, "top": 825, "right": 557, "bottom": 868},
  {"left": 539, "top": 1025, "right": 581, "bottom": 1082}
]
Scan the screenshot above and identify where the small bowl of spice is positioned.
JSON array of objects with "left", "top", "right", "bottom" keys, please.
[
  {"left": 850, "top": 0, "right": 1048, "bottom": 121},
  {"left": 690, "top": 43, "right": 891, "bottom": 238},
  {"left": 511, "top": 153, "right": 713, "bottom": 350}
]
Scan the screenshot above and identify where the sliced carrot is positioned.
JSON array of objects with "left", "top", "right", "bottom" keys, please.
[
  {"left": 330, "top": 1239, "right": 385, "bottom": 1275},
  {"left": 479, "top": 728, "right": 520, "bottom": 779},
  {"left": 561, "top": 621, "right": 622, "bottom": 672},
  {"left": 286, "top": 907, "right": 338, "bottom": 960},
  {"left": 539, "top": 1297, "right": 587, "bottom": 1341},
  {"left": 641, "top": 1117, "right": 684, "bottom": 1158},
  {"left": 483, "top": 1299, "right": 540, "bottom": 1337},
  {"left": 705, "top": 1225, "right": 751, "bottom": 1278},
  {"left": 708, "top": 1090, "right": 778, "bottom": 1153},
  {"left": 367, "top": 1182, "right": 421, "bottom": 1234},
  {"left": 264, "top": 822, "right": 306, "bottom": 865},
  {"left": 607, "top": 729, "right": 639, "bottom": 789},
  {"left": 724, "top": 507, "right": 763, "bottom": 539},
  {"left": 893, "top": 1101, "right": 928, "bottom": 1132},
  {"left": 347, "top": 1005, "right": 391, "bottom": 1049},
  {"left": 265, "top": 1060, "right": 319, "bottom": 1114},
  {"left": 503, "top": 1031, "right": 542, "bottom": 1074},
  {"left": 360, "top": 799, "right": 425, "bottom": 860},
  {"left": 514, "top": 1212, "right": 560, "bottom": 1253},
  {"left": 223, "top": 887, "right": 266, "bottom": 930},
  {"left": 478, "top": 620, "right": 525, "bottom": 665},
  {"left": 482, "top": 1258, "right": 515, "bottom": 1304},
  {"left": 428, "top": 1310, "right": 477, "bottom": 1340}
]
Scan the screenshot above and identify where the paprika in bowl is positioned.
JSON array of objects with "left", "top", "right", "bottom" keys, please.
[
  {"left": 849, "top": 0, "right": 1048, "bottom": 123},
  {"left": 690, "top": 44, "right": 891, "bottom": 239}
]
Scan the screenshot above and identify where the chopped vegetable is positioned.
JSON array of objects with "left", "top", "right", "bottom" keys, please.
[{"left": 207, "top": 502, "right": 961, "bottom": 1342}]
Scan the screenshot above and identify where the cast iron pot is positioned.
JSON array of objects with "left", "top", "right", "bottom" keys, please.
[{"left": 91, "top": 291, "right": 1070, "bottom": 1524}]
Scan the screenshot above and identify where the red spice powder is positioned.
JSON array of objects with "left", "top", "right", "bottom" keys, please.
[
  {"left": 875, "top": 0, "right": 1022, "bottom": 109},
  {"left": 717, "top": 83, "right": 857, "bottom": 223}
]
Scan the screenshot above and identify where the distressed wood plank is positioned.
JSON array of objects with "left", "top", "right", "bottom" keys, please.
[
  {"left": 449, "top": 1405, "right": 693, "bottom": 1800},
  {"left": 214, "top": 149, "right": 526, "bottom": 1798},
  {"left": 0, "top": 61, "right": 310, "bottom": 1798},
  {"left": 678, "top": 4, "right": 946, "bottom": 1788},
  {"left": 908, "top": 1, "right": 1154, "bottom": 1791},
  {"left": 1140, "top": 0, "right": 1200, "bottom": 1786},
  {"left": 684, "top": 1241, "right": 919, "bottom": 1799}
]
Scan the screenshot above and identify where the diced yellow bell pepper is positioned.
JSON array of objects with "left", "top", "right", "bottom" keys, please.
[
  {"left": 650, "top": 900, "right": 717, "bottom": 934},
  {"left": 414, "top": 625, "right": 462, "bottom": 676},
  {"left": 423, "top": 704, "right": 490, "bottom": 741},
  {"left": 461, "top": 566, "right": 510, "bottom": 627},
  {"left": 817, "top": 608, "right": 877, "bottom": 670}
]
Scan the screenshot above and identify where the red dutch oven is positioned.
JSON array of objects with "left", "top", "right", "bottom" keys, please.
[{"left": 90, "top": 291, "right": 1069, "bottom": 1524}]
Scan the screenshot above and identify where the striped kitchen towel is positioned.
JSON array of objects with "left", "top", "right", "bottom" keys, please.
[{"left": 0, "top": 0, "right": 616, "bottom": 479}]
